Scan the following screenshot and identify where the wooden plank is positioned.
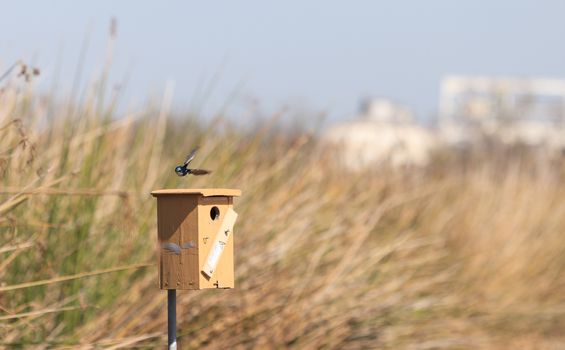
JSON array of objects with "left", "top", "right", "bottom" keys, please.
[
  {"left": 151, "top": 188, "right": 241, "bottom": 197},
  {"left": 157, "top": 195, "right": 199, "bottom": 289},
  {"left": 197, "top": 197, "right": 235, "bottom": 289},
  {"left": 202, "top": 208, "right": 238, "bottom": 278}
]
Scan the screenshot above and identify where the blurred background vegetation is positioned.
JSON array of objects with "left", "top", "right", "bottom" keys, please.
[{"left": 0, "top": 56, "right": 564, "bottom": 350}]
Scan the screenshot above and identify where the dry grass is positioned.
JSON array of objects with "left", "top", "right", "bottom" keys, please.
[{"left": 0, "top": 69, "right": 564, "bottom": 349}]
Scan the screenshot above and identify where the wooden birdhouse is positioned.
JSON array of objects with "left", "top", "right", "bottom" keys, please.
[{"left": 151, "top": 188, "right": 241, "bottom": 290}]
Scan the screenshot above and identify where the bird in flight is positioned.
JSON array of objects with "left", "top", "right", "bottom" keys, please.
[{"left": 175, "top": 148, "right": 212, "bottom": 177}]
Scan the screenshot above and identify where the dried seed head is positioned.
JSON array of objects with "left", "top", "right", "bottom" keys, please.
[
  {"left": 18, "top": 64, "right": 27, "bottom": 77},
  {"left": 110, "top": 17, "right": 117, "bottom": 37}
]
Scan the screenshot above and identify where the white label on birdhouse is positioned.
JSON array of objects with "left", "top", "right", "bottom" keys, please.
[
  {"left": 206, "top": 241, "right": 225, "bottom": 275},
  {"left": 202, "top": 208, "right": 238, "bottom": 278}
]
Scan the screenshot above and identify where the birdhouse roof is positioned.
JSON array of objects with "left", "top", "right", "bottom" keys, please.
[{"left": 151, "top": 188, "right": 241, "bottom": 197}]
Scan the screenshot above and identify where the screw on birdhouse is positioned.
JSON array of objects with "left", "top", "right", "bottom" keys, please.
[{"left": 174, "top": 148, "right": 212, "bottom": 177}]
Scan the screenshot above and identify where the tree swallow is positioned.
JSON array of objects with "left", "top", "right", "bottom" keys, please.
[{"left": 175, "top": 148, "right": 212, "bottom": 177}]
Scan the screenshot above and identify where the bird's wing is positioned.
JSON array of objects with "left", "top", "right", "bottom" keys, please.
[
  {"left": 184, "top": 147, "right": 199, "bottom": 166},
  {"left": 190, "top": 169, "right": 212, "bottom": 175}
]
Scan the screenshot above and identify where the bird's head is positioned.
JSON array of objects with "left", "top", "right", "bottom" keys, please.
[{"left": 175, "top": 165, "right": 187, "bottom": 176}]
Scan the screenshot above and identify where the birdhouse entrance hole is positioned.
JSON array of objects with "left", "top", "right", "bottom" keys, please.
[{"left": 210, "top": 206, "right": 220, "bottom": 220}]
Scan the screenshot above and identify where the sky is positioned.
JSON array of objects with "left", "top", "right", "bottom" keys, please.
[{"left": 1, "top": 0, "right": 565, "bottom": 122}]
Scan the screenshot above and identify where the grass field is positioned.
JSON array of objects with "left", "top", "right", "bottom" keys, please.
[{"left": 1, "top": 66, "right": 564, "bottom": 349}]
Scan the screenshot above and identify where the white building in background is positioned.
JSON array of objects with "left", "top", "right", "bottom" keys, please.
[
  {"left": 439, "top": 75, "right": 565, "bottom": 150},
  {"left": 322, "top": 98, "right": 437, "bottom": 169},
  {"left": 323, "top": 76, "right": 565, "bottom": 171}
]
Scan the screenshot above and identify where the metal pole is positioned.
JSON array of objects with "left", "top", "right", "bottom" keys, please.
[{"left": 168, "top": 289, "right": 177, "bottom": 350}]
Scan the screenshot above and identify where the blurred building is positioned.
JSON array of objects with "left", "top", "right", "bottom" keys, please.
[
  {"left": 439, "top": 75, "right": 565, "bottom": 150},
  {"left": 322, "top": 98, "right": 437, "bottom": 169}
]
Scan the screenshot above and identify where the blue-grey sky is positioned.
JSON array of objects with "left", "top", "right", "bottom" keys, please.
[{"left": 1, "top": 0, "right": 564, "bottom": 121}]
